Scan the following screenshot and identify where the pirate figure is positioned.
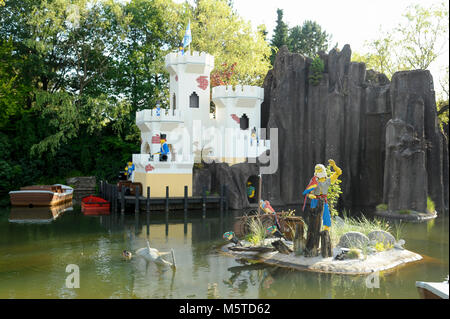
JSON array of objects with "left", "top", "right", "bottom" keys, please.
[{"left": 302, "top": 159, "right": 342, "bottom": 231}]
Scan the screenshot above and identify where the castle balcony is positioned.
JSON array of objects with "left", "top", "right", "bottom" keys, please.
[
  {"left": 165, "top": 51, "right": 214, "bottom": 75},
  {"left": 132, "top": 154, "right": 194, "bottom": 175},
  {"left": 136, "top": 108, "right": 184, "bottom": 132},
  {"left": 212, "top": 85, "right": 264, "bottom": 108}
]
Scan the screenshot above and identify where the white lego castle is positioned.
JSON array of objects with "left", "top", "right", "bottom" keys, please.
[{"left": 132, "top": 50, "right": 270, "bottom": 197}]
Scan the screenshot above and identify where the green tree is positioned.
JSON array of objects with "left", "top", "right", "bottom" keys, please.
[
  {"left": 351, "top": 30, "right": 400, "bottom": 79},
  {"left": 288, "top": 20, "right": 330, "bottom": 58},
  {"left": 396, "top": 2, "right": 449, "bottom": 70},
  {"left": 270, "top": 8, "right": 289, "bottom": 64},
  {"left": 190, "top": 0, "right": 271, "bottom": 86},
  {"left": 354, "top": 1, "right": 448, "bottom": 79}
]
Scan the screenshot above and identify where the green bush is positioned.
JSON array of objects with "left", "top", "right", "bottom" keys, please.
[
  {"left": 308, "top": 56, "right": 325, "bottom": 86},
  {"left": 376, "top": 203, "right": 388, "bottom": 211},
  {"left": 326, "top": 164, "right": 342, "bottom": 217}
]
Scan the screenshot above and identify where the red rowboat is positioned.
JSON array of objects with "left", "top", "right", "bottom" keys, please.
[{"left": 81, "top": 195, "right": 110, "bottom": 215}]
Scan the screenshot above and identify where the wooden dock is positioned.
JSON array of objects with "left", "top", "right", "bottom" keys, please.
[{"left": 98, "top": 181, "right": 229, "bottom": 218}]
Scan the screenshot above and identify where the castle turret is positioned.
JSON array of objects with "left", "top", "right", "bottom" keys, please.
[
  {"left": 212, "top": 85, "right": 264, "bottom": 131},
  {"left": 165, "top": 51, "right": 215, "bottom": 136}
]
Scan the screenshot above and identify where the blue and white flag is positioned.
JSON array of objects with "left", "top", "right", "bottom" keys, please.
[{"left": 182, "top": 20, "right": 192, "bottom": 54}]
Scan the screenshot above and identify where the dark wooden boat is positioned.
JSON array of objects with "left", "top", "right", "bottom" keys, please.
[
  {"left": 416, "top": 278, "right": 449, "bottom": 299},
  {"left": 9, "top": 184, "right": 73, "bottom": 207},
  {"left": 81, "top": 195, "right": 110, "bottom": 215}
]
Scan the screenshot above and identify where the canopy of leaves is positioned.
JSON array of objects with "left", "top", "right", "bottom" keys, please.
[
  {"left": 189, "top": 0, "right": 271, "bottom": 86},
  {"left": 288, "top": 20, "right": 331, "bottom": 58},
  {"left": 269, "top": 8, "right": 289, "bottom": 64},
  {"left": 0, "top": 0, "right": 272, "bottom": 196},
  {"left": 353, "top": 1, "right": 449, "bottom": 79}
]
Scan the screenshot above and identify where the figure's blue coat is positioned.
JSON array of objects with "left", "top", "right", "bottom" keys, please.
[{"left": 160, "top": 143, "right": 169, "bottom": 155}]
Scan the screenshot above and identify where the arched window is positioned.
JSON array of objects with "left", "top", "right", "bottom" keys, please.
[
  {"left": 240, "top": 114, "right": 249, "bottom": 130},
  {"left": 189, "top": 92, "right": 199, "bottom": 108}
]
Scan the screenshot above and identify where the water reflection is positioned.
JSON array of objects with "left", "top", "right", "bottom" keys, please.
[
  {"left": 8, "top": 202, "right": 73, "bottom": 224},
  {"left": 0, "top": 206, "right": 447, "bottom": 299}
]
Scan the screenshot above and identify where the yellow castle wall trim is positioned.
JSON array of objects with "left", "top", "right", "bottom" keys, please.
[{"left": 133, "top": 172, "right": 192, "bottom": 197}]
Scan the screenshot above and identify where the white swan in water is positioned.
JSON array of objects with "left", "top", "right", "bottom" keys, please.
[{"left": 136, "top": 240, "right": 176, "bottom": 269}]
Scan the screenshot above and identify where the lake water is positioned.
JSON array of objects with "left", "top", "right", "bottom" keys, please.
[{"left": 0, "top": 204, "right": 448, "bottom": 299}]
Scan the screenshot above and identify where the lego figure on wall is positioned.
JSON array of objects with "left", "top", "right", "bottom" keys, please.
[
  {"left": 159, "top": 134, "right": 170, "bottom": 162},
  {"left": 155, "top": 101, "right": 162, "bottom": 117},
  {"left": 247, "top": 181, "right": 255, "bottom": 199},
  {"left": 124, "top": 161, "right": 135, "bottom": 181},
  {"left": 302, "top": 159, "right": 342, "bottom": 231}
]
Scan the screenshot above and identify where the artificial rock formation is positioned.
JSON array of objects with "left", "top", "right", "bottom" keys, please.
[
  {"left": 193, "top": 162, "right": 259, "bottom": 209},
  {"left": 259, "top": 45, "right": 448, "bottom": 214},
  {"left": 193, "top": 45, "right": 448, "bottom": 214}
]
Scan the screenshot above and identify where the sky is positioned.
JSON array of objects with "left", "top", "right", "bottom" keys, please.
[{"left": 175, "top": 0, "right": 449, "bottom": 95}]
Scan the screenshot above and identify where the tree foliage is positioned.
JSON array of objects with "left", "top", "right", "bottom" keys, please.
[
  {"left": 288, "top": 20, "right": 331, "bottom": 58},
  {"left": 308, "top": 56, "right": 325, "bottom": 86},
  {"left": 353, "top": 1, "right": 449, "bottom": 79},
  {"left": 190, "top": 0, "right": 271, "bottom": 86},
  {"left": 269, "top": 8, "right": 289, "bottom": 64},
  {"left": 0, "top": 0, "right": 272, "bottom": 197}
]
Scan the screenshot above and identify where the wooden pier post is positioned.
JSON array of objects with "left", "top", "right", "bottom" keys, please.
[
  {"left": 146, "top": 186, "right": 150, "bottom": 235},
  {"left": 165, "top": 186, "right": 169, "bottom": 214},
  {"left": 304, "top": 199, "right": 324, "bottom": 257},
  {"left": 202, "top": 186, "right": 206, "bottom": 219},
  {"left": 111, "top": 185, "right": 116, "bottom": 214},
  {"left": 184, "top": 185, "right": 188, "bottom": 221},
  {"left": 120, "top": 186, "right": 125, "bottom": 215},
  {"left": 135, "top": 186, "right": 140, "bottom": 215}
]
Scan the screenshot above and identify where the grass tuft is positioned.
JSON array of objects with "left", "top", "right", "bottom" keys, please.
[
  {"left": 330, "top": 214, "right": 390, "bottom": 247},
  {"left": 427, "top": 196, "right": 435, "bottom": 214},
  {"left": 245, "top": 217, "right": 267, "bottom": 246},
  {"left": 376, "top": 203, "right": 388, "bottom": 211},
  {"left": 346, "top": 248, "right": 361, "bottom": 259}
]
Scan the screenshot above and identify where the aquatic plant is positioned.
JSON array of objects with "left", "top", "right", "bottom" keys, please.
[
  {"left": 376, "top": 203, "right": 388, "bottom": 211},
  {"left": 392, "top": 221, "right": 405, "bottom": 241},
  {"left": 427, "top": 196, "right": 435, "bottom": 213},
  {"left": 245, "top": 217, "right": 267, "bottom": 246},
  {"left": 346, "top": 248, "right": 361, "bottom": 259},
  {"left": 374, "top": 242, "right": 385, "bottom": 252},
  {"left": 330, "top": 214, "right": 390, "bottom": 247},
  {"left": 398, "top": 210, "right": 412, "bottom": 215}
]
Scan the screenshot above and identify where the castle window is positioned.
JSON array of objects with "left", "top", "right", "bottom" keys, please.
[
  {"left": 172, "top": 93, "right": 176, "bottom": 115},
  {"left": 189, "top": 92, "right": 199, "bottom": 108},
  {"left": 240, "top": 114, "right": 249, "bottom": 130}
]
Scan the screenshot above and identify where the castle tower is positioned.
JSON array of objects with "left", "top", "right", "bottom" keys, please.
[
  {"left": 212, "top": 85, "right": 264, "bottom": 131},
  {"left": 131, "top": 51, "right": 214, "bottom": 197},
  {"left": 211, "top": 85, "right": 268, "bottom": 164},
  {"left": 165, "top": 51, "right": 215, "bottom": 137}
]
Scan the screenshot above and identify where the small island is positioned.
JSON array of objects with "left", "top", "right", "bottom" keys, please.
[
  {"left": 222, "top": 214, "right": 422, "bottom": 275},
  {"left": 221, "top": 160, "right": 423, "bottom": 275}
]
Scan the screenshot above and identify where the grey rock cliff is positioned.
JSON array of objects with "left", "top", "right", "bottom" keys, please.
[{"left": 259, "top": 45, "right": 448, "bottom": 214}]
